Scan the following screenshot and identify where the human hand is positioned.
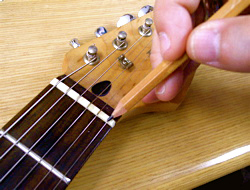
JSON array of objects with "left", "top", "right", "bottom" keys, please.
[{"left": 143, "top": 0, "right": 250, "bottom": 104}]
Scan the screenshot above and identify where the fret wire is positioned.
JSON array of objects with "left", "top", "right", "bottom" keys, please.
[
  {"left": 0, "top": 130, "right": 71, "bottom": 184},
  {"left": 1, "top": 33, "right": 142, "bottom": 161},
  {"left": 35, "top": 38, "right": 153, "bottom": 189},
  {"left": 53, "top": 123, "right": 108, "bottom": 190},
  {"left": 34, "top": 116, "right": 106, "bottom": 189},
  {"left": 15, "top": 60, "right": 129, "bottom": 189},
  {"left": 4, "top": 35, "right": 147, "bottom": 187},
  {"left": 13, "top": 56, "right": 126, "bottom": 188},
  {"left": 0, "top": 47, "right": 120, "bottom": 181},
  {"left": 0, "top": 42, "right": 122, "bottom": 161},
  {"left": 1, "top": 30, "right": 146, "bottom": 159},
  {"left": 52, "top": 38, "right": 153, "bottom": 189},
  {"left": 0, "top": 46, "right": 125, "bottom": 184}
]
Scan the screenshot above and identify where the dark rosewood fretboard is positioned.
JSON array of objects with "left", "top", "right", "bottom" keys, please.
[{"left": 0, "top": 75, "right": 117, "bottom": 189}]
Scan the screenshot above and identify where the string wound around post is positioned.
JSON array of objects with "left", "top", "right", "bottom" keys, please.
[
  {"left": 83, "top": 45, "right": 100, "bottom": 65},
  {"left": 138, "top": 18, "right": 153, "bottom": 37}
]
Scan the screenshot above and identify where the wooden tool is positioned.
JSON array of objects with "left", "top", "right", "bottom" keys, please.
[{"left": 111, "top": 0, "right": 250, "bottom": 118}]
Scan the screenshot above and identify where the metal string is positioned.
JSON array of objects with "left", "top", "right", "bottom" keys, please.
[
  {"left": 2, "top": 45, "right": 121, "bottom": 183},
  {"left": 0, "top": 64, "right": 90, "bottom": 139},
  {"left": 53, "top": 40, "right": 153, "bottom": 189},
  {"left": 35, "top": 38, "right": 153, "bottom": 189},
  {"left": 53, "top": 123, "right": 108, "bottom": 190},
  {"left": 18, "top": 37, "right": 151, "bottom": 189},
  {"left": 1, "top": 35, "right": 145, "bottom": 184},
  {"left": 0, "top": 43, "right": 121, "bottom": 161}
]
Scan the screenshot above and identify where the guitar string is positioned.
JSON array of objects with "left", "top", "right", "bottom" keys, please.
[
  {"left": 53, "top": 123, "right": 108, "bottom": 190},
  {"left": 53, "top": 43, "right": 152, "bottom": 190},
  {"left": 2, "top": 48, "right": 122, "bottom": 184},
  {"left": 0, "top": 35, "right": 130, "bottom": 140},
  {"left": 14, "top": 66, "right": 125, "bottom": 189},
  {"left": 0, "top": 35, "right": 145, "bottom": 183},
  {"left": 32, "top": 38, "right": 152, "bottom": 189},
  {"left": 30, "top": 38, "right": 152, "bottom": 189},
  {"left": 0, "top": 63, "right": 91, "bottom": 139},
  {"left": 34, "top": 38, "right": 153, "bottom": 189},
  {"left": 0, "top": 40, "right": 125, "bottom": 161}
]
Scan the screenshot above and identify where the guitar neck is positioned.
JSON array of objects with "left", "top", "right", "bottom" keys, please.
[{"left": 0, "top": 75, "right": 117, "bottom": 189}]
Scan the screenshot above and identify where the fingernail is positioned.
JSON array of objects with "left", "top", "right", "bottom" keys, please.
[
  {"left": 156, "top": 84, "right": 165, "bottom": 94},
  {"left": 159, "top": 32, "right": 171, "bottom": 55},
  {"left": 191, "top": 29, "right": 220, "bottom": 62}
]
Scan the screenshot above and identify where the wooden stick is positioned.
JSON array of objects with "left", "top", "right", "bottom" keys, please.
[{"left": 111, "top": 0, "right": 250, "bottom": 119}]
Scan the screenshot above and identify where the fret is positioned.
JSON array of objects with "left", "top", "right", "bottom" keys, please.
[
  {"left": 0, "top": 75, "right": 118, "bottom": 189},
  {"left": 0, "top": 138, "right": 24, "bottom": 181},
  {"left": 17, "top": 164, "right": 68, "bottom": 190},
  {"left": 0, "top": 136, "right": 68, "bottom": 189},
  {"left": 0, "top": 130, "right": 71, "bottom": 185}
]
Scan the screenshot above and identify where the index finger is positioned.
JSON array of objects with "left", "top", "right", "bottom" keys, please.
[{"left": 153, "top": 0, "right": 200, "bottom": 61}]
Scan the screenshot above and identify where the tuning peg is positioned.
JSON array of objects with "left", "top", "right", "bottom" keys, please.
[
  {"left": 113, "top": 31, "right": 128, "bottom": 50},
  {"left": 84, "top": 45, "right": 100, "bottom": 65},
  {"left": 138, "top": 18, "right": 153, "bottom": 37},
  {"left": 116, "top": 14, "right": 136, "bottom": 27},
  {"left": 70, "top": 38, "right": 80, "bottom": 48},
  {"left": 95, "top": 27, "right": 108, "bottom": 37},
  {"left": 138, "top": 5, "right": 154, "bottom": 17}
]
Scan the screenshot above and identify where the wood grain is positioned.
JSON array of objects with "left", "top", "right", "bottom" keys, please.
[
  {"left": 63, "top": 11, "right": 198, "bottom": 118},
  {"left": 0, "top": 0, "right": 250, "bottom": 189}
]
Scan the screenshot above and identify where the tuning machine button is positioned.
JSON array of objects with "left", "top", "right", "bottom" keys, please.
[
  {"left": 116, "top": 14, "right": 136, "bottom": 27},
  {"left": 138, "top": 18, "right": 153, "bottom": 37},
  {"left": 138, "top": 5, "right": 154, "bottom": 17},
  {"left": 83, "top": 45, "right": 100, "bottom": 65},
  {"left": 95, "top": 27, "right": 108, "bottom": 37},
  {"left": 70, "top": 38, "right": 80, "bottom": 48},
  {"left": 113, "top": 31, "right": 128, "bottom": 50}
]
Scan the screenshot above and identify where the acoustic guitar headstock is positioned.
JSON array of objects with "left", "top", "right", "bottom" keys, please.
[{"left": 62, "top": 9, "right": 196, "bottom": 118}]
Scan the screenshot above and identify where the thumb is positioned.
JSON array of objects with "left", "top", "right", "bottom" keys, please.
[{"left": 187, "top": 16, "right": 250, "bottom": 72}]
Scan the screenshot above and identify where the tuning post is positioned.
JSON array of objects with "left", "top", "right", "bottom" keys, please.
[
  {"left": 138, "top": 18, "right": 153, "bottom": 37},
  {"left": 83, "top": 45, "right": 100, "bottom": 65},
  {"left": 118, "top": 54, "right": 133, "bottom": 70},
  {"left": 70, "top": 38, "right": 80, "bottom": 48},
  {"left": 113, "top": 31, "right": 128, "bottom": 50}
]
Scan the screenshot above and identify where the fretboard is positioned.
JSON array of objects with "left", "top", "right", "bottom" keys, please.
[{"left": 0, "top": 75, "right": 118, "bottom": 189}]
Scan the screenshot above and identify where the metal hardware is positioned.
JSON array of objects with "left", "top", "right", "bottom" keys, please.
[
  {"left": 95, "top": 27, "right": 108, "bottom": 37},
  {"left": 116, "top": 14, "right": 136, "bottom": 27},
  {"left": 70, "top": 38, "right": 80, "bottom": 48},
  {"left": 83, "top": 45, "right": 100, "bottom": 65},
  {"left": 138, "top": 5, "right": 154, "bottom": 17},
  {"left": 118, "top": 54, "right": 133, "bottom": 70},
  {"left": 113, "top": 31, "right": 128, "bottom": 50},
  {"left": 138, "top": 18, "right": 153, "bottom": 37}
]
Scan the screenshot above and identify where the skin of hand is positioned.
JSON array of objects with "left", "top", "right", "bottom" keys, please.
[{"left": 143, "top": 0, "right": 250, "bottom": 104}]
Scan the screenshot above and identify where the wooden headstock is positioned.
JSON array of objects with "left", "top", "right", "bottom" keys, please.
[{"left": 63, "top": 12, "right": 197, "bottom": 118}]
